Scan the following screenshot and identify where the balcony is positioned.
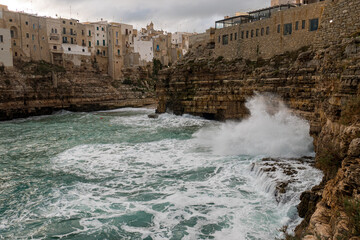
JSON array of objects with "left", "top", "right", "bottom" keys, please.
[{"left": 50, "top": 33, "right": 60, "bottom": 41}]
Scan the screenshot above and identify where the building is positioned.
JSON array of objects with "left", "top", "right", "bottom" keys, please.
[
  {"left": 0, "top": 28, "right": 13, "bottom": 67},
  {"left": 46, "top": 18, "right": 62, "bottom": 65},
  {"left": 108, "top": 22, "right": 124, "bottom": 79},
  {"left": 214, "top": 0, "right": 327, "bottom": 60}
]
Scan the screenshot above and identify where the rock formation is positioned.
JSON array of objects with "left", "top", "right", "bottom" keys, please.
[
  {"left": 0, "top": 61, "right": 156, "bottom": 121},
  {"left": 155, "top": 0, "right": 360, "bottom": 236}
]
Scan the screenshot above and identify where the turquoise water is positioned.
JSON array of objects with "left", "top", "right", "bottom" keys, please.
[{"left": 0, "top": 105, "right": 322, "bottom": 239}]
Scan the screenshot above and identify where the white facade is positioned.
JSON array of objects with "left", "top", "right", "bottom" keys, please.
[
  {"left": 0, "top": 28, "right": 13, "bottom": 67},
  {"left": 171, "top": 32, "right": 183, "bottom": 45},
  {"left": 134, "top": 38, "right": 153, "bottom": 63},
  {"left": 62, "top": 43, "right": 91, "bottom": 56},
  {"left": 93, "top": 21, "right": 108, "bottom": 47}
]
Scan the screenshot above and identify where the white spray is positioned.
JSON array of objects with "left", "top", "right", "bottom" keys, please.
[{"left": 194, "top": 93, "right": 314, "bottom": 158}]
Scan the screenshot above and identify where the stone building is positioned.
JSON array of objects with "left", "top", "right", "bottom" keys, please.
[
  {"left": 46, "top": 18, "right": 62, "bottom": 65},
  {"left": 214, "top": 1, "right": 327, "bottom": 60},
  {"left": 107, "top": 22, "right": 124, "bottom": 79},
  {"left": 0, "top": 28, "right": 13, "bottom": 67},
  {"left": 153, "top": 33, "right": 172, "bottom": 66}
]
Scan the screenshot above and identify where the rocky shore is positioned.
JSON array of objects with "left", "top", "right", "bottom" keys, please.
[
  {"left": 0, "top": 61, "right": 157, "bottom": 121},
  {"left": 155, "top": 19, "right": 360, "bottom": 240}
]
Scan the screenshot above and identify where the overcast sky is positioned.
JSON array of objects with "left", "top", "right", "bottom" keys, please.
[{"left": 2, "top": 0, "right": 269, "bottom": 33}]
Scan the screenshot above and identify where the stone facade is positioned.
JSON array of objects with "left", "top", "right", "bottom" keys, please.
[
  {"left": 0, "top": 28, "right": 13, "bottom": 67},
  {"left": 314, "top": 0, "right": 360, "bottom": 48},
  {"left": 214, "top": 1, "right": 327, "bottom": 60}
]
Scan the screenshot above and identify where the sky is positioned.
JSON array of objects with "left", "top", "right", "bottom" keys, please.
[{"left": 1, "top": 0, "right": 269, "bottom": 33}]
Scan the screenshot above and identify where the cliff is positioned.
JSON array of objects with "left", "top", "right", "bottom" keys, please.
[
  {"left": 155, "top": 1, "right": 360, "bottom": 237},
  {"left": 0, "top": 61, "right": 157, "bottom": 121}
]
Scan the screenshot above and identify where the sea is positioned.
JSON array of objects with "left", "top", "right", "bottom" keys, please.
[{"left": 0, "top": 95, "right": 323, "bottom": 240}]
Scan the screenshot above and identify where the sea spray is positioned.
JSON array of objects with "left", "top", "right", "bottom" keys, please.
[
  {"left": 0, "top": 106, "right": 322, "bottom": 239},
  {"left": 194, "top": 93, "right": 314, "bottom": 158}
]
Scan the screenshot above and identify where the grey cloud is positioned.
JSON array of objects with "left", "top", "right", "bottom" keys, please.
[{"left": 30, "top": 0, "right": 269, "bottom": 32}]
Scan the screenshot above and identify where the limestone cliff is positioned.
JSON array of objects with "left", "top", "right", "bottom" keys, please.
[
  {"left": 155, "top": 27, "right": 360, "bottom": 240},
  {"left": 0, "top": 61, "right": 157, "bottom": 121}
]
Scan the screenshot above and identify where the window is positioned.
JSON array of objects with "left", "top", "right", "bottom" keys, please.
[
  {"left": 222, "top": 34, "right": 228, "bottom": 45},
  {"left": 97, "top": 26, "right": 99, "bottom": 30},
  {"left": 256, "top": 29, "right": 259, "bottom": 37},
  {"left": 230, "top": 33, "right": 233, "bottom": 41},
  {"left": 0, "top": 35, "right": 3, "bottom": 42},
  {"left": 89, "top": 30, "right": 91, "bottom": 36},
  {"left": 251, "top": 30, "right": 254, "bottom": 38},
  {"left": 302, "top": 20, "right": 306, "bottom": 29},
  {"left": 63, "top": 28, "right": 66, "bottom": 34},
  {"left": 246, "top": 31, "right": 249, "bottom": 38},
  {"left": 53, "top": 45, "right": 57, "bottom": 50},
  {"left": 156, "top": 45, "right": 160, "bottom": 51},
  {"left": 26, "top": 33, "right": 29, "bottom": 38},
  {"left": 82, "top": 30, "right": 84, "bottom": 36},
  {"left": 102, "top": 50, "right": 106, "bottom": 56},
  {"left": 70, "top": 38, "right": 74, "bottom": 44},
  {"left": 62, "top": 37, "right": 67, "bottom": 43},
  {"left": 116, "top": 39, "right": 118, "bottom": 45},
  {"left": 261, "top": 28, "right": 264, "bottom": 36},
  {"left": 116, "top": 32, "right": 118, "bottom": 37},
  {"left": 25, "top": 21, "right": 28, "bottom": 25},
  {"left": 10, "top": 30, "right": 14, "bottom": 38},
  {"left": 97, "top": 40, "right": 99, "bottom": 46},
  {"left": 33, "top": 45, "right": 36, "bottom": 51},
  {"left": 33, "top": 24, "right": 35, "bottom": 30},
  {"left": 103, "top": 40, "right": 105, "bottom": 46},
  {"left": 126, "top": 29, "right": 128, "bottom": 35},
  {"left": 277, "top": 24, "right": 281, "bottom": 33},
  {"left": 15, "top": 52, "right": 17, "bottom": 56},
  {"left": 118, "top": 49, "right": 120, "bottom": 55},
  {"left": 63, "top": 21, "right": 65, "bottom": 24},
  {"left": 9, "top": 19, "right": 12, "bottom": 22},
  {"left": 241, "top": 31, "right": 244, "bottom": 39},
  {"left": 309, "top": 18, "right": 319, "bottom": 31},
  {"left": 82, "top": 40, "right": 85, "bottom": 46},
  {"left": 266, "top": 27, "right": 270, "bottom": 35},
  {"left": 68, "top": 47, "right": 71, "bottom": 51},
  {"left": 55, "top": 29, "right": 57, "bottom": 33},
  {"left": 89, "top": 41, "right": 91, "bottom": 47},
  {"left": 82, "top": 49, "right": 85, "bottom": 52},
  {"left": 295, "top": 21, "right": 299, "bottom": 30},
  {"left": 97, "top": 49, "right": 100, "bottom": 55},
  {"left": 284, "top": 23, "right": 292, "bottom": 35},
  {"left": 70, "top": 22, "right": 73, "bottom": 25},
  {"left": 234, "top": 32, "right": 237, "bottom": 40},
  {"left": 70, "top": 29, "right": 73, "bottom": 35},
  {"left": 102, "top": 27, "right": 104, "bottom": 31},
  {"left": 13, "top": 40, "right": 16, "bottom": 46},
  {"left": 32, "top": 34, "right": 34, "bottom": 40}
]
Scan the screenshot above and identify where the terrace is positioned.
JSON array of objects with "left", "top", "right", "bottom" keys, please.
[{"left": 215, "top": 4, "right": 299, "bottom": 29}]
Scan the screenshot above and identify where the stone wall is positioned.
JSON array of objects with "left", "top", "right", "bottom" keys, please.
[
  {"left": 314, "top": 0, "right": 360, "bottom": 48},
  {"left": 214, "top": 2, "right": 326, "bottom": 60},
  {"left": 214, "top": 26, "right": 239, "bottom": 59}
]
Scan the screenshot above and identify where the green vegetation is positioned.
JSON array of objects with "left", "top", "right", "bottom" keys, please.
[
  {"left": 316, "top": 150, "right": 341, "bottom": 180},
  {"left": 17, "top": 60, "right": 66, "bottom": 76},
  {"left": 215, "top": 56, "right": 224, "bottom": 62},
  {"left": 341, "top": 197, "right": 360, "bottom": 237},
  {"left": 122, "top": 78, "right": 133, "bottom": 85},
  {"left": 0, "top": 65, "right": 4, "bottom": 73},
  {"left": 340, "top": 96, "right": 360, "bottom": 125},
  {"left": 152, "top": 59, "right": 163, "bottom": 76}
]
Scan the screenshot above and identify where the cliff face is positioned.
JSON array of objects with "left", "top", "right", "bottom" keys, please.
[
  {"left": 156, "top": 27, "right": 360, "bottom": 240},
  {"left": 0, "top": 61, "right": 156, "bottom": 121}
]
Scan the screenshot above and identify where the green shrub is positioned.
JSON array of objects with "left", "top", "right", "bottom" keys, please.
[
  {"left": 152, "top": 59, "right": 163, "bottom": 76},
  {"left": 343, "top": 197, "right": 360, "bottom": 236},
  {"left": 316, "top": 150, "right": 341, "bottom": 179}
]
